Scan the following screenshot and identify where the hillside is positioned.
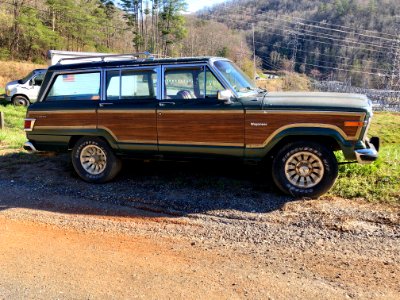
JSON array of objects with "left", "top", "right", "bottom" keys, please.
[
  {"left": 0, "top": 1, "right": 252, "bottom": 74},
  {"left": 199, "top": 0, "right": 400, "bottom": 89}
]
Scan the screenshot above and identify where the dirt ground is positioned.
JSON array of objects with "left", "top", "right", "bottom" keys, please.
[{"left": 0, "top": 152, "right": 399, "bottom": 299}]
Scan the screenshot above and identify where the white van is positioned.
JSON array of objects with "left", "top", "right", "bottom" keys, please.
[{"left": 5, "top": 69, "right": 46, "bottom": 106}]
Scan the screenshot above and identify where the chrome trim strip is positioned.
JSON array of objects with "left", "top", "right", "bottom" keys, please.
[
  {"left": 159, "top": 110, "right": 243, "bottom": 114},
  {"left": 159, "top": 141, "right": 243, "bottom": 147},
  {"left": 246, "top": 110, "right": 366, "bottom": 116},
  {"left": 97, "top": 110, "right": 155, "bottom": 114},
  {"left": 29, "top": 110, "right": 96, "bottom": 114},
  {"left": 246, "top": 123, "right": 356, "bottom": 149}
]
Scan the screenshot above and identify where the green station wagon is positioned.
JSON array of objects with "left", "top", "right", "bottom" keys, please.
[{"left": 24, "top": 54, "right": 379, "bottom": 197}]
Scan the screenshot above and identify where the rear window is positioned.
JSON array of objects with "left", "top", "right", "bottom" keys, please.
[{"left": 46, "top": 72, "right": 100, "bottom": 101}]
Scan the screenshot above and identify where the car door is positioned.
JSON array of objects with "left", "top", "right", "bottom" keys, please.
[
  {"left": 157, "top": 64, "right": 245, "bottom": 157},
  {"left": 28, "top": 72, "right": 45, "bottom": 102},
  {"left": 97, "top": 66, "right": 159, "bottom": 153}
]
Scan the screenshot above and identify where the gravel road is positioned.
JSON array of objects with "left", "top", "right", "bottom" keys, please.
[{"left": 0, "top": 151, "right": 399, "bottom": 299}]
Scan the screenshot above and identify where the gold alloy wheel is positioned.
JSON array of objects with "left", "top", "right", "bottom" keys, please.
[
  {"left": 284, "top": 151, "right": 325, "bottom": 188},
  {"left": 80, "top": 145, "right": 107, "bottom": 175}
]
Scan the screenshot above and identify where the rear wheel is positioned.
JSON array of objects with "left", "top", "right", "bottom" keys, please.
[
  {"left": 71, "top": 137, "right": 121, "bottom": 183},
  {"left": 272, "top": 141, "right": 338, "bottom": 198},
  {"left": 12, "top": 95, "right": 29, "bottom": 107}
]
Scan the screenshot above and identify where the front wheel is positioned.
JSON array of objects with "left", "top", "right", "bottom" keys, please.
[
  {"left": 272, "top": 141, "right": 338, "bottom": 198},
  {"left": 12, "top": 95, "right": 29, "bottom": 106},
  {"left": 71, "top": 137, "right": 122, "bottom": 183}
]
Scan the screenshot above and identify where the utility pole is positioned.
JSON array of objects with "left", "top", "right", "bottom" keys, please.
[
  {"left": 390, "top": 34, "right": 400, "bottom": 91},
  {"left": 252, "top": 23, "right": 256, "bottom": 80},
  {"left": 290, "top": 22, "right": 300, "bottom": 73}
]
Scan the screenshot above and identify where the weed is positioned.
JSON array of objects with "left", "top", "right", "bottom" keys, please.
[{"left": 0, "top": 105, "right": 26, "bottom": 149}]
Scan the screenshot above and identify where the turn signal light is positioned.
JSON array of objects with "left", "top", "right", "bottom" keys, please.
[
  {"left": 344, "top": 121, "right": 364, "bottom": 127},
  {"left": 24, "top": 118, "right": 36, "bottom": 131}
]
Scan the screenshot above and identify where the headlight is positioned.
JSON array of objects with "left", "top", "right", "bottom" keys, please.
[{"left": 5, "top": 88, "right": 10, "bottom": 96}]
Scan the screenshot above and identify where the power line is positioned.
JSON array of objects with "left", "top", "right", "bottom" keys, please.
[
  {"left": 277, "top": 14, "right": 399, "bottom": 40},
  {"left": 256, "top": 55, "right": 390, "bottom": 77},
  {"left": 262, "top": 42, "right": 382, "bottom": 66},
  {"left": 253, "top": 40, "right": 390, "bottom": 73},
  {"left": 224, "top": 17, "right": 397, "bottom": 54},
  {"left": 253, "top": 14, "right": 399, "bottom": 44},
  {"left": 257, "top": 18, "right": 398, "bottom": 52}
]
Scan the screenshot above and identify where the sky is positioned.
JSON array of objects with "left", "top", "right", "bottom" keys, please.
[{"left": 186, "top": 0, "right": 227, "bottom": 13}]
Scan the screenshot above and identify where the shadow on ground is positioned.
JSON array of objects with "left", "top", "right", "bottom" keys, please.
[{"left": 0, "top": 151, "right": 294, "bottom": 218}]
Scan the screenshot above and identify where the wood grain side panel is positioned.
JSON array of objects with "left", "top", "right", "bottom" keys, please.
[
  {"left": 158, "top": 112, "right": 244, "bottom": 145},
  {"left": 28, "top": 112, "right": 97, "bottom": 127},
  {"left": 245, "top": 112, "right": 364, "bottom": 146},
  {"left": 98, "top": 112, "right": 157, "bottom": 143}
]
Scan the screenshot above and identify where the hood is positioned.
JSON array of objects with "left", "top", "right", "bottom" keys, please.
[
  {"left": 5, "top": 80, "right": 19, "bottom": 90},
  {"left": 263, "top": 92, "right": 371, "bottom": 110}
]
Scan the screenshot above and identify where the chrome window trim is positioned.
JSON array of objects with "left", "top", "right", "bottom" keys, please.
[{"left": 39, "top": 68, "right": 103, "bottom": 102}]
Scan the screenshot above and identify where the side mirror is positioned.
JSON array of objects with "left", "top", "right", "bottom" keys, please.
[
  {"left": 217, "top": 90, "right": 234, "bottom": 104},
  {"left": 29, "top": 79, "right": 33, "bottom": 86}
]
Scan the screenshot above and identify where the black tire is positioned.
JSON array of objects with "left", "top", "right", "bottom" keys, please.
[
  {"left": 272, "top": 141, "right": 338, "bottom": 198},
  {"left": 12, "top": 95, "right": 29, "bottom": 107},
  {"left": 71, "top": 137, "right": 122, "bottom": 183}
]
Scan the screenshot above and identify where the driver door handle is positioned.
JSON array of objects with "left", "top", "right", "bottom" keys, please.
[
  {"left": 99, "top": 102, "right": 114, "bottom": 107},
  {"left": 159, "top": 102, "right": 175, "bottom": 107}
]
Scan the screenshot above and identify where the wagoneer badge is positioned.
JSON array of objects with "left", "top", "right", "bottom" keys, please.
[{"left": 250, "top": 122, "right": 268, "bottom": 127}]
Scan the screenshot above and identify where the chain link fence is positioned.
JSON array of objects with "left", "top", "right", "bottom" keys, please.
[{"left": 312, "top": 81, "right": 400, "bottom": 112}]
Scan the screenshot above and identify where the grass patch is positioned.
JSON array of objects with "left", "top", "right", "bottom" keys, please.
[
  {"left": 0, "top": 104, "right": 27, "bottom": 149},
  {"left": 330, "top": 112, "right": 400, "bottom": 203}
]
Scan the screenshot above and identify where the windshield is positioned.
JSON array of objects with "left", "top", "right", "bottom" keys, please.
[
  {"left": 214, "top": 60, "right": 256, "bottom": 95},
  {"left": 18, "top": 71, "right": 35, "bottom": 84}
]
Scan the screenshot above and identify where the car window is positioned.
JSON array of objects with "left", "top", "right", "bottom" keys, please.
[
  {"left": 164, "top": 66, "right": 224, "bottom": 100},
  {"left": 33, "top": 73, "right": 45, "bottom": 86},
  {"left": 106, "top": 69, "right": 157, "bottom": 100},
  {"left": 46, "top": 72, "right": 100, "bottom": 101}
]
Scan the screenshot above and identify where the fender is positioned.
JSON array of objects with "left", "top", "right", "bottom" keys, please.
[{"left": 245, "top": 126, "right": 357, "bottom": 160}]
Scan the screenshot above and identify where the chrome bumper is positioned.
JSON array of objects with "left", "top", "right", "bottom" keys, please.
[
  {"left": 23, "top": 141, "right": 37, "bottom": 152},
  {"left": 355, "top": 137, "right": 379, "bottom": 164}
]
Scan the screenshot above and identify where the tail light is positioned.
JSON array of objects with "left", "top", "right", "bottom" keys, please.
[{"left": 24, "top": 118, "right": 36, "bottom": 131}]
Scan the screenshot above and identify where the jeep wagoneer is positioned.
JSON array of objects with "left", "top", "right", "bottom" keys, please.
[{"left": 24, "top": 54, "right": 379, "bottom": 197}]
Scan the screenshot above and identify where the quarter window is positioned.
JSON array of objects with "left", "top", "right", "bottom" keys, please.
[
  {"left": 106, "top": 69, "right": 157, "bottom": 100},
  {"left": 46, "top": 72, "right": 100, "bottom": 101}
]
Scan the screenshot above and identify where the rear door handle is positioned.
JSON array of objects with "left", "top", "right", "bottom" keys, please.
[
  {"left": 159, "top": 102, "right": 175, "bottom": 107},
  {"left": 99, "top": 102, "right": 114, "bottom": 107}
]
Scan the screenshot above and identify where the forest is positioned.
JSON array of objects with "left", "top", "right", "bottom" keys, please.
[
  {"left": 1, "top": 0, "right": 400, "bottom": 89},
  {"left": 0, "top": 0, "right": 252, "bottom": 73},
  {"left": 199, "top": 0, "right": 400, "bottom": 89}
]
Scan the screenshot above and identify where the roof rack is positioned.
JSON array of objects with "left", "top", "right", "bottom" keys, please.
[{"left": 57, "top": 51, "right": 158, "bottom": 64}]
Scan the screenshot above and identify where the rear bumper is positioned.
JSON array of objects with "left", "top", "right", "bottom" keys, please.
[{"left": 355, "top": 137, "right": 379, "bottom": 164}]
